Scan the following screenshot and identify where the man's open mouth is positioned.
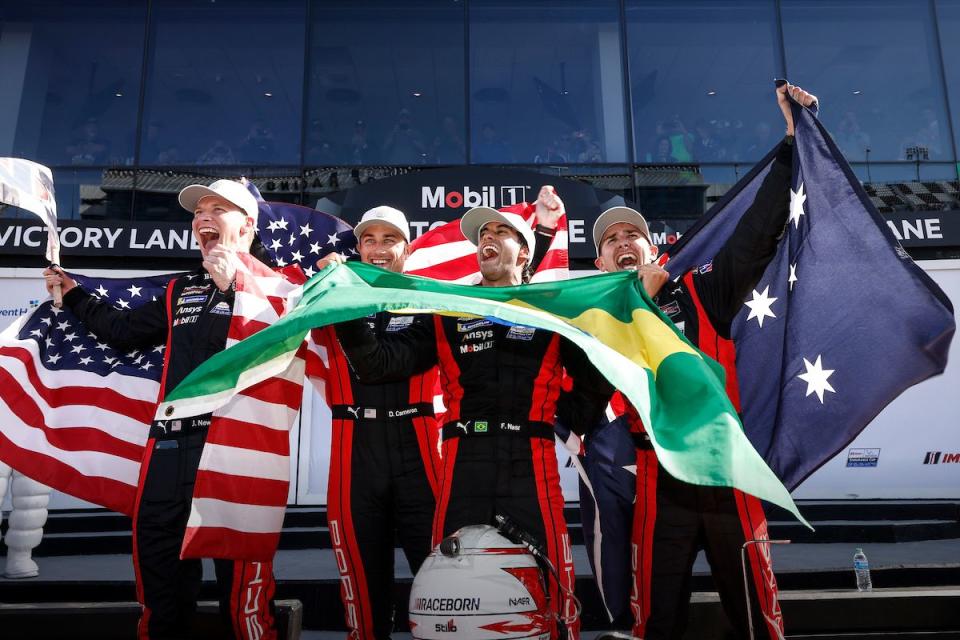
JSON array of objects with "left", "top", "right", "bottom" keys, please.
[
  {"left": 197, "top": 227, "right": 221, "bottom": 250},
  {"left": 616, "top": 253, "right": 639, "bottom": 269}
]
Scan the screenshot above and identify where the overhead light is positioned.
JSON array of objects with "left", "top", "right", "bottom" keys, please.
[
  {"left": 853, "top": 90, "right": 862, "bottom": 95},
  {"left": 706, "top": 90, "right": 717, "bottom": 96},
  {"left": 411, "top": 91, "right": 422, "bottom": 97},
  {"left": 114, "top": 92, "right": 123, "bottom": 97},
  {"left": 264, "top": 92, "right": 273, "bottom": 97}
]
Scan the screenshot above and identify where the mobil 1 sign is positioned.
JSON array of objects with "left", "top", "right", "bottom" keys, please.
[
  {"left": 337, "top": 167, "right": 625, "bottom": 260},
  {"left": 0, "top": 220, "right": 196, "bottom": 257}
]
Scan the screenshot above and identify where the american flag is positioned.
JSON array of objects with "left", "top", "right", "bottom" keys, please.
[
  {"left": 404, "top": 202, "right": 569, "bottom": 283},
  {"left": 0, "top": 272, "right": 172, "bottom": 515},
  {"left": 245, "top": 181, "right": 356, "bottom": 275},
  {"left": 0, "top": 192, "right": 355, "bottom": 560}
]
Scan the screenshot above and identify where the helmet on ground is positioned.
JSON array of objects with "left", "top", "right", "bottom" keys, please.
[{"left": 409, "top": 525, "right": 551, "bottom": 640}]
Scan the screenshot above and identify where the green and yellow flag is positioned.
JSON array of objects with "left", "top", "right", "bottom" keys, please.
[{"left": 159, "top": 262, "right": 806, "bottom": 524}]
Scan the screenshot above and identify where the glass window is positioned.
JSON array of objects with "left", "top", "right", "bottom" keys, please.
[
  {"left": 626, "top": 0, "right": 783, "bottom": 166},
  {"left": 782, "top": 0, "right": 954, "bottom": 163},
  {"left": 0, "top": 1, "right": 146, "bottom": 167},
  {"left": 936, "top": 0, "right": 960, "bottom": 169},
  {"left": 306, "top": 1, "right": 466, "bottom": 166},
  {"left": 469, "top": 0, "right": 628, "bottom": 164},
  {"left": 140, "top": 0, "right": 305, "bottom": 166}
]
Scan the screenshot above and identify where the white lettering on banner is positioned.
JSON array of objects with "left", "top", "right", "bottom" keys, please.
[
  {"left": 130, "top": 228, "right": 193, "bottom": 251},
  {"left": 60, "top": 227, "right": 82, "bottom": 248},
  {"left": 23, "top": 226, "right": 42, "bottom": 247},
  {"left": 0, "top": 226, "right": 15, "bottom": 245},
  {"left": 104, "top": 227, "right": 123, "bottom": 248},
  {"left": 886, "top": 218, "right": 944, "bottom": 241},
  {"left": 568, "top": 220, "right": 585, "bottom": 243},
  {"left": 421, "top": 185, "right": 528, "bottom": 210}
]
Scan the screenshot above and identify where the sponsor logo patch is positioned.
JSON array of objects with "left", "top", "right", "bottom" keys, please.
[
  {"left": 846, "top": 448, "right": 880, "bottom": 467},
  {"left": 658, "top": 300, "right": 681, "bottom": 316},
  {"left": 474, "top": 421, "right": 488, "bottom": 433},
  {"left": 210, "top": 301, "right": 231, "bottom": 315},
  {"left": 460, "top": 340, "right": 493, "bottom": 354},
  {"left": 386, "top": 315, "right": 415, "bottom": 332},
  {"left": 698, "top": 261, "right": 713, "bottom": 275},
  {"left": 457, "top": 318, "right": 492, "bottom": 332},
  {"left": 506, "top": 325, "right": 536, "bottom": 341},
  {"left": 177, "top": 294, "right": 207, "bottom": 305}
]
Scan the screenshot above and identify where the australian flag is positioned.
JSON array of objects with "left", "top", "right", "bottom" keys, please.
[
  {"left": 667, "top": 97, "right": 955, "bottom": 489},
  {"left": 580, "top": 95, "right": 955, "bottom": 621}
]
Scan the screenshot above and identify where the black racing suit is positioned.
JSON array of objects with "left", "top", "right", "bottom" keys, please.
[
  {"left": 314, "top": 315, "right": 440, "bottom": 640},
  {"left": 336, "top": 313, "right": 609, "bottom": 640},
  {"left": 622, "top": 139, "right": 793, "bottom": 640},
  {"left": 64, "top": 269, "right": 276, "bottom": 640}
]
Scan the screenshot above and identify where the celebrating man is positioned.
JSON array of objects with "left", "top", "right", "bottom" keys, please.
[
  {"left": 592, "top": 83, "right": 817, "bottom": 640},
  {"left": 43, "top": 179, "right": 278, "bottom": 640}
]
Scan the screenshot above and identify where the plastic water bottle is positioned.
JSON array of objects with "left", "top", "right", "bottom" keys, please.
[{"left": 854, "top": 548, "right": 872, "bottom": 591}]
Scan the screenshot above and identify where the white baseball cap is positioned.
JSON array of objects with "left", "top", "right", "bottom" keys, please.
[
  {"left": 353, "top": 205, "right": 410, "bottom": 242},
  {"left": 178, "top": 179, "right": 260, "bottom": 224},
  {"left": 460, "top": 206, "right": 536, "bottom": 254},
  {"left": 592, "top": 206, "right": 652, "bottom": 254}
]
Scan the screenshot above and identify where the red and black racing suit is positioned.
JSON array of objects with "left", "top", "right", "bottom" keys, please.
[
  {"left": 65, "top": 269, "right": 276, "bottom": 640},
  {"left": 336, "top": 314, "right": 609, "bottom": 640},
  {"left": 622, "top": 139, "right": 793, "bottom": 640},
  {"left": 314, "top": 314, "right": 441, "bottom": 640}
]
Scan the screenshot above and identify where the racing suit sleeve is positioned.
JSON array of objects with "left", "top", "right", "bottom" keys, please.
[
  {"left": 63, "top": 286, "right": 167, "bottom": 352},
  {"left": 334, "top": 314, "right": 438, "bottom": 384},
  {"left": 556, "top": 338, "right": 615, "bottom": 436},
  {"left": 692, "top": 138, "right": 794, "bottom": 338}
]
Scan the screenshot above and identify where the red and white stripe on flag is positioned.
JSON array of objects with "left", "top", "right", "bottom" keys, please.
[
  {"left": 0, "top": 320, "right": 154, "bottom": 517},
  {"left": 181, "top": 255, "right": 306, "bottom": 561},
  {"left": 404, "top": 203, "right": 569, "bottom": 283}
]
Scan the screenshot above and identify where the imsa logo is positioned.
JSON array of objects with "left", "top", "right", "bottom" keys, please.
[{"left": 924, "top": 451, "right": 960, "bottom": 464}]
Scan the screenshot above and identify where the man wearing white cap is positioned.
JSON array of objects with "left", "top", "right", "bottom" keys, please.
[
  {"left": 314, "top": 206, "right": 441, "bottom": 640},
  {"left": 591, "top": 83, "right": 817, "bottom": 640},
  {"left": 43, "top": 179, "right": 278, "bottom": 639},
  {"left": 335, "top": 205, "right": 610, "bottom": 639}
]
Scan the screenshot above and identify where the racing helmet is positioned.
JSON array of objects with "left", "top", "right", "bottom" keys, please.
[{"left": 409, "top": 525, "right": 551, "bottom": 640}]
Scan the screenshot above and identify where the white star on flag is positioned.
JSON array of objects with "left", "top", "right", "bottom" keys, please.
[
  {"left": 303, "top": 265, "right": 316, "bottom": 277},
  {"left": 744, "top": 286, "right": 778, "bottom": 328},
  {"left": 47, "top": 353, "right": 61, "bottom": 364},
  {"left": 78, "top": 356, "right": 93, "bottom": 366},
  {"left": 309, "top": 241, "right": 322, "bottom": 255},
  {"left": 127, "top": 285, "right": 142, "bottom": 297},
  {"left": 40, "top": 317, "right": 52, "bottom": 326},
  {"left": 327, "top": 233, "right": 340, "bottom": 246},
  {"left": 96, "top": 342, "right": 109, "bottom": 351},
  {"left": 49, "top": 307, "right": 63, "bottom": 316},
  {"left": 789, "top": 263, "right": 798, "bottom": 291},
  {"left": 117, "top": 299, "right": 131, "bottom": 309},
  {"left": 269, "top": 238, "right": 282, "bottom": 251},
  {"left": 290, "top": 250, "right": 304, "bottom": 263},
  {"left": 70, "top": 344, "right": 86, "bottom": 354},
  {"left": 789, "top": 183, "right": 807, "bottom": 229},
  {"left": 798, "top": 355, "right": 836, "bottom": 403},
  {"left": 57, "top": 321, "right": 70, "bottom": 331},
  {"left": 95, "top": 285, "right": 109, "bottom": 297},
  {"left": 141, "top": 361, "right": 153, "bottom": 371},
  {"left": 299, "top": 223, "right": 313, "bottom": 237},
  {"left": 275, "top": 218, "right": 289, "bottom": 230},
  {"left": 623, "top": 464, "right": 637, "bottom": 476},
  {"left": 63, "top": 332, "right": 77, "bottom": 342},
  {"left": 267, "top": 220, "right": 280, "bottom": 232},
  {"left": 30, "top": 329, "right": 42, "bottom": 338}
]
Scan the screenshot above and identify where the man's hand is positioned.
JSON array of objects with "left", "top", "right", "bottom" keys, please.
[
  {"left": 533, "top": 185, "right": 565, "bottom": 229},
  {"left": 316, "top": 252, "right": 347, "bottom": 271},
  {"left": 203, "top": 246, "right": 240, "bottom": 291},
  {"left": 778, "top": 83, "right": 818, "bottom": 137},
  {"left": 43, "top": 266, "right": 77, "bottom": 296},
  {"left": 637, "top": 263, "right": 670, "bottom": 299}
]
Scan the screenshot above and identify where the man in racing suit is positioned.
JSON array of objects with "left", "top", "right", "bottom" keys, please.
[
  {"left": 591, "top": 83, "right": 817, "bottom": 640},
  {"left": 335, "top": 207, "right": 610, "bottom": 640},
  {"left": 43, "top": 179, "right": 277, "bottom": 640},
  {"left": 314, "top": 206, "right": 442, "bottom": 640}
]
